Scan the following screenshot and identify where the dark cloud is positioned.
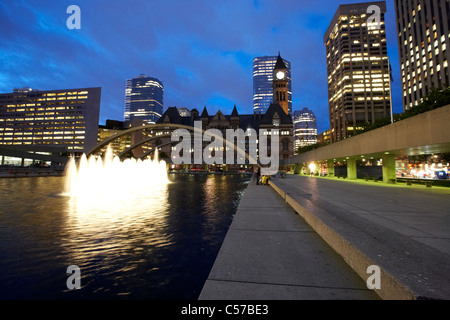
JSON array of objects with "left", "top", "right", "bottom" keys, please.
[{"left": 0, "top": 0, "right": 402, "bottom": 133}]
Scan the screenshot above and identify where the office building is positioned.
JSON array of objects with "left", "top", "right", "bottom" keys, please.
[
  {"left": 318, "top": 129, "right": 332, "bottom": 145},
  {"left": 324, "top": 1, "right": 391, "bottom": 142},
  {"left": 292, "top": 108, "right": 318, "bottom": 153},
  {"left": 394, "top": 0, "right": 450, "bottom": 111},
  {"left": 124, "top": 74, "right": 164, "bottom": 125},
  {"left": 253, "top": 55, "right": 292, "bottom": 115},
  {"left": 98, "top": 120, "right": 131, "bottom": 156},
  {"left": 0, "top": 87, "right": 101, "bottom": 154}
]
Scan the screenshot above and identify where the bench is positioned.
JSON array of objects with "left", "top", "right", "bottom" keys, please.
[
  {"left": 387, "top": 178, "right": 396, "bottom": 184},
  {"left": 401, "top": 178, "right": 433, "bottom": 188},
  {"left": 364, "top": 177, "right": 380, "bottom": 182}
]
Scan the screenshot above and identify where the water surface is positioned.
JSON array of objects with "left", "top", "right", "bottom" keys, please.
[{"left": 0, "top": 173, "right": 249, "bottom": 299}]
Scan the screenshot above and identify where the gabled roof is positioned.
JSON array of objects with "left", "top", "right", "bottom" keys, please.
[
  {"left": 213, "top": 109, "right": 226, "bottom": 120},
  {"left": 259, "top": 103, "right": 293, "bottom": 125},
  {"left": 157, "top": 106, "right": 182, "bottom": 124}
]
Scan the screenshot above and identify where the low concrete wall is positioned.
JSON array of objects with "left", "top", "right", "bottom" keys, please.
[
  {"left": 289, "top": 104, "right": 450, "bottom": 163},
  {"left": 283, "top": 191, "right": 414, "bottom": 300},
  {"left": 269, "top": 178, "right": 450, "bottom": 300}
]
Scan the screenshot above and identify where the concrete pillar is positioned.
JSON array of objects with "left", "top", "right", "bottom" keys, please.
[
  {"left": 299, "top": 163, "right": 305, "bottom": 175},
  {"left": 327, "top": 160, "right": 335, "bottom": 177},
  {"left": 305, "top": 165, "right": 311, "bottom": 175},
  {"left": 347, "top": 159, "right": 357, "bottom": 180},
  {"left": 382, "top": 154, "right": 396, "bottom": 183}
]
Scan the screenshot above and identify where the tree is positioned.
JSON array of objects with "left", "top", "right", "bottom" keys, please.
[{"left": 354, "top": 86, "right": 450, "bottom": 136}]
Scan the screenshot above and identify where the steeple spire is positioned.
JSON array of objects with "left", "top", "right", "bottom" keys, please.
[
  {"left": 201, "top": 106, "right": 209, "bottom": 118},
  {"left": 231, "top": 105, "right": 239, "bottom": 117},
  {"left": 274, "top": 52, "right": 287, "bottom": 70}
]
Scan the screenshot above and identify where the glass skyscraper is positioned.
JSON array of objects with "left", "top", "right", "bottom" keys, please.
[
  {"left": 292, "top": 108, "right": 318, "bottom": 153},
  {"left": 253, "top": 56, "right": 292, "bottom": 115},
  {"left": 124, "top": 74, "right": 164, "bottom": 125}
]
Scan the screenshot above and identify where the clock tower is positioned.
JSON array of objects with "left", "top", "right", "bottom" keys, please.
[{"left": 273, "top": 53, "right": 289, "bottom": 115}]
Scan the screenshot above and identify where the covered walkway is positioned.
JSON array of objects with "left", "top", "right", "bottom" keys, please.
[{"left": 287, "top": 105, "right": 450, "bottom": 183}]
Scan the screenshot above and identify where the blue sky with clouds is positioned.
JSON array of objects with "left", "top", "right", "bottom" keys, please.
[{"left": 0, "top": 0, "right": 402, "bottom": 133}]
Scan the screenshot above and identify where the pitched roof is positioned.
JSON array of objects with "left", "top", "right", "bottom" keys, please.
[
  {"left": 212, "top": 109, "right": 226, "bottom": 120},
  {"left": 157, "top": 105, "right": 289, "bottom": 131},
  {"left": 259, "top": 103, "right": 293, "bottom": 125},
  {"left": 231, "top": 105, "right": 239, "bottom": 117},
  {"left": 156, "top": 107, "right": 182, "bottom": 124},
  {"left": 274, "top": 53, "right": 287, "bottom": 70},
  {"left": 201, "top": 106, "right": 209, "bottom": 118}
]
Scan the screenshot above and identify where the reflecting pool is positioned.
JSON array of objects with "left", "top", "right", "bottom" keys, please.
[{"left": 0, "top": 173, "right": 250, "bottom": 299}]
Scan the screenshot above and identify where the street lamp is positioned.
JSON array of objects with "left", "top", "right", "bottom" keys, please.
[
  {"left": 388, "top": 57, "right": 394, "bottom": 124},
  {"left": 309, "top": 163, "right": 316, "bottom": 176}
]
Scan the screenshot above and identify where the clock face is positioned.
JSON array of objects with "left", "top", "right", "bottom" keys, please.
[{"left": 276, "top": 71, "right": 285, "bottom": 80}]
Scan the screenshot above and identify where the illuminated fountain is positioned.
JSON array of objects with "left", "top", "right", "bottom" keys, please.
[{"left": 64, "top": 146, "right": 169, "bottom": 201}]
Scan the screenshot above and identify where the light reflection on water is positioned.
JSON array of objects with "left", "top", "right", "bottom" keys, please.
[{"left": 0, "top": 174, "right": 249, "bottom": 299}]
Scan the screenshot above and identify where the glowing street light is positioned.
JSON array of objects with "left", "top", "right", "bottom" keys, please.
[{"left": 309, "top": 163, "right": 316, "bottom": 175}]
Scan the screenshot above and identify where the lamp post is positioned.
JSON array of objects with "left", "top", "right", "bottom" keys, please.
[{"left": 388, "top": 57, "right": 394, "bottom": 124}]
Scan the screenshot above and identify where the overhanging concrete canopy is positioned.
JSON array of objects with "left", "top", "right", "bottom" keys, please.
[
  {"left": 288, "top": 104, "right": 450, "bottom": 165},
  {"left": 0, "top": 145, "right": 69, "bottom": 164}
]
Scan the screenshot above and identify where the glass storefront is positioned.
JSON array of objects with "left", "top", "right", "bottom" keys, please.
[
  {"left": 0, "top": 156, "right": 51, "bottom": 167},
  {"left": 396, "top": 155, "right": 449, "bottom": 180}
]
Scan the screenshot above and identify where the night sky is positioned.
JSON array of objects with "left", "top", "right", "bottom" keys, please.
[{"left": 0, "top": 0, "right": 402, "bottom": 133}]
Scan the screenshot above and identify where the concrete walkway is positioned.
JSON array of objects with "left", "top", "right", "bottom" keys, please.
[
  {"left": 267, "top": 175, "right": 450, "bottom": 300},
  {"left": 199, "top": 176, "right": 379, "bottom": 300},
  {"left": 200, "top": 174, "right": 450, "bottom": 300}
]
